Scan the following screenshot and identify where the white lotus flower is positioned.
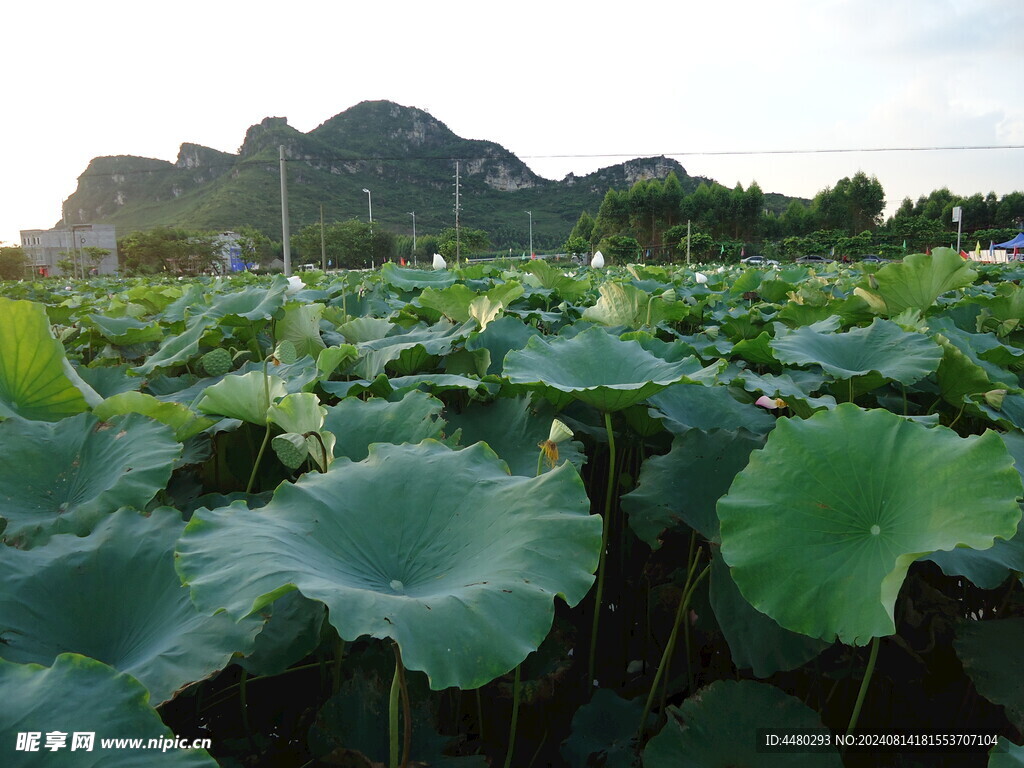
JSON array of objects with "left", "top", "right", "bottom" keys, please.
[
  {"left": 432, "top": 253, "right": 447, "bottom": 270},
  {"left": 695, "top": 272, "right": 708, "bottom": 284},
  {"left": 590, "top": 251, "right": 605, "bottom": 268},
  {"left": 285, "top": 275, "right": 304, "bottom": 295}
]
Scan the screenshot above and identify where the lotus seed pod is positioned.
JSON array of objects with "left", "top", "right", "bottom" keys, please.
[
  {"left": 272, "top": 433, "right": 308, "bottom": 469},
  {"left": 547, "top": 418, "right": 573, "bottom": 445},
  {"left": 200, "top": 348, "right": 232, "bottom": 377},
  {"left": 274, "top": 340, "right": 298, "bottom": 365},
  {"left": 984, "top": 389, "right": 1008, "bottom": 409}
]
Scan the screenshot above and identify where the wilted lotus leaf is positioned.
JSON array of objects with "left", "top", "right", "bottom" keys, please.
[
  {"left": 718, "top": 404, "right": 1022, "bottom": 644},
  {"left": 0, "top": 654, "right": 217, "bottom": 767},
  {"left": 503, "top": 326, "right": 702, "bottom": 412},
  {"left": 176, "top": 441, "right": 601, "bottom": 690},
  {"left": 643, "top": 680, "right": 842, "bottom": 767},
  {"left": 0, "top": 297, "right": 101, "bottom": 421},
  {"left": 0, "top": 413, "right": 181, "bottom": 548},
  {"left": 0, "top": 509, "right": 260, "bottom": 704}
]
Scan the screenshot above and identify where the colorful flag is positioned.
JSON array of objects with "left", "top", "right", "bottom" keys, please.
[{"left": 902, "top": 239, "right": 907, "bottom": 252}]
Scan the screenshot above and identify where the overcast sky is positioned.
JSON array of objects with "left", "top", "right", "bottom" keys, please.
[{"left": 4, "top": 0, "right": 1022, "bottom": 245}]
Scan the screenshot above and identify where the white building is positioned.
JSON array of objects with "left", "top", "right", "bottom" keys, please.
[{"left": 20, "top": 224, "right": 118, "bottom": 277}]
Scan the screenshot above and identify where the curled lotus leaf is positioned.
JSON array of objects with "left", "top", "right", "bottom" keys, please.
[
  {"left": 0, "top": 654, "right": 217, "bottom": 767},
  {"left": 176, "top": 441, "right": 601, "bottom": 690},
  {"left": 503, "top": 326, "right": 702, "bottom": 412},
  {"left": 0, "top": 509, "right": 261, "bottom": 705},
  {"left": 718, "top": 404, "right": 1022, "bottom": 645},
  {"left": 0, "top": 413, "right": 181, "bottom": 549}
]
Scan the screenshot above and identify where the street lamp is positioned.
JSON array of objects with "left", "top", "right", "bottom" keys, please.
[
  {"left": 525, "top": 210, "right": 533, "bottom": 259},
  {"left": 408, "top": 211, "right": 417, "bottom": 266}
]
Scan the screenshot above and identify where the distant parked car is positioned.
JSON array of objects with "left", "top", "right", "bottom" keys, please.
[
  {"left": 795, "top": 254, "right": 830, "bottom": 264},
  {"left": 739, "top": 255, "right": 780, "bottom": 266},
  {"left": 858, "top": 254, "right": 890, "bottom": 264}
]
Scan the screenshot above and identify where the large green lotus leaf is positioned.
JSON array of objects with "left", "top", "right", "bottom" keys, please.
[
  {"left": 267, "top": 392, "right": 326, "bottom": 435},
  {"left": 518, "top": 260, "right": 591, "bottom": 300},
  {"left": 75, "top": 364, "right": 143, "bottom": 399},
  {"left": 737, "top": 370, "right": 836, "bottom": 417},
  {"left": 0, "top": 297, "right": 101, "bottom": 421},
  {"left": 0, "top": 413, "right": 181, "bottom": 548},
  {"left": 86, "top": 314, "right": 164, "bottom": 346},
  {"left": 648, "top": 383, "right": 775, "bottom": 435},
  {"left": 322, "top": 390, "right": 446, "bottom": 462},
  {"left": 924, "top": 516, "right": 1024, "bottom": 590},
  {"left": 770, "top": 317, "right": 942, "bottom": 385},
  {"left": 93, "top": 392, "right": 216, "bottom": 442},
  {"left": 0, "top": 509, "right": 260, "bottom": 704},
  {"left": 276, "top": 302, "right": 326, "bottom": 359},
  {"left": 955, "top": 618, "right": 1024, "bottom": 731},
  {"left": 503, "top": 326, "right": 702, "bottom": 412},
  {"left": 445, "top": 395, "right": 587, "bottom": 476},
  {"left": 643, "top": 680, "right": 841, "bottom": 768},
  {"left": 132, "top": 320, "right": 211, "bottom": 376},
  {"left": 352, "top": 320, "right": 473, "bottom": 379},
  {"left": 238, "top": 591, "right": 326, "bottom": 677},
  {"left": 176, "top": 441, "right": 601, "bottom": 690},
  {"left": 380, "top": 261, "right": 457, "bottom": 290},
  {"left": 622, "top": 429, "right": 764, "bottom": 546},
  {"left": 709, "top": 551, "right": 829, "bottom": 678},
  {"left": 0, "top": 654, "right": 217, "bottom": 767},
  {"left": 855, "top": 248, "right": 977, "bottom": 315},
  {"left": 718, "top": 404, "right": 1022, "bottom": 645},
  {"left": 192, "top": 278, "right": 287, "bottom": 323},
  {"left": 561, "top": 689, "right": 642, "bottom": 768},
  {"left": 195, "top": 370, "right": 287, "bottom": 425}
]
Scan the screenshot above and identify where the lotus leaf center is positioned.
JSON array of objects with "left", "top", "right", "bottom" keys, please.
[
  {"left": 870, "top": 524, "right": 881, "bottom": 536},
  {"left": 389, "top": 579, "right": 405, "bottom": 592}
]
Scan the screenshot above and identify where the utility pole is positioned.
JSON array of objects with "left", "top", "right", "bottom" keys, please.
[
  {"left": 454, "top": 162, "right": 461, "bottom": 263},
  {"left": 408, "top": 212, "right": 416, "bottom": 266},
  {"left": 279, "top": 145, "right": 291, "bottom": 276},
  {"left": 320, "top": 204, "right": 326, "bottom": 271},
  {"left": 686, "top": 220, "right": 691, "bottom": 265},
  {"left": 525, "top": 211, "right": 533, "bottom": 258}
]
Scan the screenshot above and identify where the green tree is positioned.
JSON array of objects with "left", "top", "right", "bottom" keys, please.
[
  {"left": 118, "top": 228, "right": 222, "bottom": 276},
  {"left": 0, "top": 246, "right": 29, "bottom": 280},
  {"left": 596, "top": 234, "right": 641, "bottom": 264},
  {"left": 438, "top": 227, "right": 490, "bottom": 261},
  {"left": 568, "top": 211, "right": 596, "bottom": 247},
  {"left": 291, "top": 219, "right": 393, "bottom": 270}
]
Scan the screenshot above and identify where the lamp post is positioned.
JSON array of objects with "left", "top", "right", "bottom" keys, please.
[
  {"left": 408, "top": 211, "right": 416, "bottom": 266},
  {"left": 525, "top": 210, "right": 533, "bottom": 258}
]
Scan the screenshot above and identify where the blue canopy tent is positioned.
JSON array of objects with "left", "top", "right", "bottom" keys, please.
[{"left": 995, "top": 233, "right": 1024, "bottom": 249}]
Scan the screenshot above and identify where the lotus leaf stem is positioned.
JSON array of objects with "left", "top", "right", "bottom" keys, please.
[
  {"left": 846, "top": 636, "right": 880, "bottom": 736},
  {"left": 639, "top": 556, "right": 710, "bottom": 740},
  {"left": 502, "top": 665, "right": 521, "bottom": 768},
  {"left": 588, "top": 410, "right": 617, "bottom": 691},
  {"left": 390, "top": 648, "right": 401, "bottom": 768}
]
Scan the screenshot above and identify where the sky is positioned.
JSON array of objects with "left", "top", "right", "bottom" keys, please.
[{"left": 4, "top": 0, "right": 1022, "bottom": 245}]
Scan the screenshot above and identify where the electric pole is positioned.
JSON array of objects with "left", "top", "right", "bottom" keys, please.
[{"left": 279, "top": 145, "right": 291, "bottom": 276}]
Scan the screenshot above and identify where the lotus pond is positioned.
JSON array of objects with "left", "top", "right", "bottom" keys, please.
[{"left": 4, "top": 250, "right": 1024, "bottom": 766}]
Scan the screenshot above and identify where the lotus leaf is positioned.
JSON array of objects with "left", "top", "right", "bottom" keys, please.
[
  {"left": 323, "top": 390, "right": 446, "bottom": 462},
  {"left": 622, "top": 429, "right": 764, "bottom": 546},
  {"left": 93, "top": 391, "right": 215, "bottom": 442},
  {"left": 955, "top": 618, "right": 1024, "bottom": 731},
  {"left": 924, "top": 515, "right": 1024, "bottom": 589},
  {"left": 0, "top": 297, "right": 100, "bottom": 421},
  {"left": 719, "top": 404, "right": 1022, "bottom": 644},
  {"left": 176, "top": 441, "right": 601, "bottom": 690},
  {"left": 503, "top": 326, "right": 703, "bottom": 412},
  {"left": 196, "top": 371, "right": 287, "bottom": 425},
  {"left": 709, "top": 551, "right": 829, "bottom": 678},
  {"left": 770, "top": 317, "right": 942, "bottom": 385},
  {"left": 0, "top": 654, "right": 217, "bottom": 766},
  {"left": 581, "top": 281, "right": 687, "bottom": 329},
  {"left": 0, "top": 509, "right": 260, "bottom": 704},
  {"left": 561, "top": 689, "right": 642, "bottom": 768},
  {"left": 191, "top": 278, "right": 287, "bottom": 323},
  {"left": 239, "top": 591, "right": 326, "bottom": 677},
  {"left": 990, "top": 739, "right": 1024, "bottom": 766},
  {"left": 132, "top": 320, "right": 212, "bottom": 376},
  {"left": 856, "top": 248, "right": 976, "bottom": 316},
  {"left": 647, "top": 383, "right": 775, "bottom": 435},
  {"left": 276, "top": 302, "right": 326, "bottom": 359},
  {"left": 86, "top": 314, "right": 164, "bottom": 346},
  {"left": 0, "top": 413, "right": 181, "bottom": 548},
  {"left": 642, "top": 680, "right": 841, "bottom": 767},
  {"left": 381, "top": 261, "right": 457, "bottom": 290},
  {"left": 445, "top": 395, "right": 587, "bottom": 476}
]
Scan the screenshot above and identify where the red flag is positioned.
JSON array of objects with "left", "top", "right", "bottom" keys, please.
[{"left": 960, "top": 250, "right": 970, "bottom": 260}]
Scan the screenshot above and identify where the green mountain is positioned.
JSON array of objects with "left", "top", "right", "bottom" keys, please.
[{"left": 59, "top": 100, "right": 789, "bottom": 251}]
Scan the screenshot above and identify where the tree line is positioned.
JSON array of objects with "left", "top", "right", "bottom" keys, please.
[{"left": 563, "top": 172, "right": 1024, "bottom": 262}]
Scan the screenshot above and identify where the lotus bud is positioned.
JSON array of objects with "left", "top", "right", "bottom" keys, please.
[
  {"left": 695, "top": 272, "right": 708, "bottom": 284},
  {"left": 984, "top": 389, "right": 1007, "bottom": 409},
  {"left": 591, "top": 251, "right": 605, "bottom": 269},
  {"left": 432, "top": 253, "right": 447, "bottom": 270}
]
